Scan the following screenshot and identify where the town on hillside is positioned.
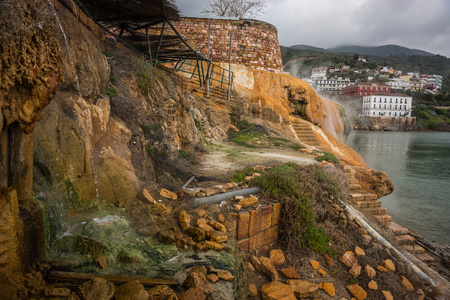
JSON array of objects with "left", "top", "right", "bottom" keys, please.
[{"left": 303, "top": 62, "right": 443, "bottom": 117}]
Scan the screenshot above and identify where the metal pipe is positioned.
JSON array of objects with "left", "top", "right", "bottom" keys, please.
[
  {"left": 227, "top": 30, "right": 232, "bottom": 101},
  {"left": 193, "top": 187, "right": 261, "bottom": 207},
  {"left": 339, "top": 200, "right": 436, "bottom": 286}
]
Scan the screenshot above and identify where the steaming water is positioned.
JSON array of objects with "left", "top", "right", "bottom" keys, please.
[
  {"left": 346, "top": 131, "right": 450, "bottom": 245},
  {"left": 45, "top": 0, "right": 82, "bottom": 99}
]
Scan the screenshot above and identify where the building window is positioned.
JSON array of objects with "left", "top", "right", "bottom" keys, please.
[
  {"left": 390, "top": 98, "right": 392, "bottom": 103},
  {"left": 396, "top": 99, "right": 398, "bottom": 103},
  {"left": 395, "top": 112, "right": 397, "bottom": 116},
  {"left": 384, "top": 98, "right": 387, "bottom": 103},
  {"left": 395, "top": 105, "right": 397, "bottom": 109},
  {"left": 400, "top": 99, "right": 403, "bottom": 103}
]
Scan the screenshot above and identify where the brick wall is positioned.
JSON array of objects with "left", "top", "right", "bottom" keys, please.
[
  {"left": 228, "top": 202, "right": 282, "bottom": 255},
  {"left": 173, "top": 17, "right": 283, "bottom": 73}
]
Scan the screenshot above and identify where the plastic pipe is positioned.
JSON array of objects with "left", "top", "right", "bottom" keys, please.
[
  {"left": 340, "top": 200, "right": 435, "bottom": 286},
  {"left": 193, "top": 187, "right": 261, "bottom": 207}
]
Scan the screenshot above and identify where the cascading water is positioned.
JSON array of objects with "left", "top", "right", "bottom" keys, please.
[
  {"left": 321, "top": 98, "right": 349, "bottom": 142},
  {"left": 45, "top": 0, "right": 82, "bottom": 99}
]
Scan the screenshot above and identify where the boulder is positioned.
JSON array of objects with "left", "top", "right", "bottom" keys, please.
[
  {"left": 217, "top": 270, "right": 235, "bottom": 280},
  {"left": 261, "top": 282, "right": 296, "bottom": 300},
  {"left": 381, "top": 290, "right": 393, "bottom": 300},
  {"left": 340, "top": 251, "right": 358, "bottom": 268},
  {"left": 376, "top": 265, "right": 388, "bottom": 272},
  {"left": 288, "top": 280, "right": 319, "bottom": 298},
  {"left": 322, "top": 283, "right": 335, "bottom": 297},
  {"left": 160, "top": 188, "right": 177, "bottom": 200},
  {"left": 153, "top": 203, "right": 171, "bottom": 217},
  {"left": 382, "top": 259, "right": 395, "bottom": 272},
  {"left": 346, "top": 284, "right": 367, "bottom": 300},
  {"left": 364, "top": 265, "right": 376, "bottom": 278},
  {"left": 206, "top": 274, "right": 219, "bottom": 282},
  {"left": 147, "top": 285, "right": 178, "bottom": 299},
  {"left": 280, "top": 266, "right": 299, "bottom": 279},
  {"left": 324, "top": 254, "right": 333, "bottom": 266},
  {"left": 187, "top": 227, "right": 206, "bottom": 242},
  {"left": 179, "top": 287, "right": 206, "bottom": 300},
  {"left": 249, "top": 284, "right": 258, "bottom": 297},
  {"left": 114, "top": 280, "right": 148, "bottom": 300},
  {"left": 401, "top": 275, "right": 414, "bottom": 292},
  {"left": 179, "top": 210, "right": 191, "bottom": 231},
  {"left": 269, "top": 249, "right": 285, "bottom": 266},
  {"left": 317, "top": 268, "right": 326, "bottom": 277},
  {"left": 250, "top": 256, "right": 278, "bottom": 281},
  {"left": 209, "top": 220, "right": 226, "bottom": 232},
  {"left": 207, "top": 230, "right": 228, "bottom": 243},
  {"left": 137, "top": 188, "right": 156, "bottom": 204},
  {"left": 237, "top": 196, "right": 258, "bottom": 208},
  {"left": 349, "top": 264, "right": 361, "bottom": 278},
  {"left": 309, "top": 260, "right": 320, "bottom": 270},
  {"left": 368, "top": 280, "right": 378, "bottom": 290},
  {"left": 183, "top": 272, "right": 213, "bottom": 294},
  {"left": 78, "top": 278, "right": 115, "bottom": 300},
  {"left": 355, "top": 246, "right": 365, "bottom": 257}
]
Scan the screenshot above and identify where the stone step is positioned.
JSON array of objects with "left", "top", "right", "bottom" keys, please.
[
  {"left": 395, "top": 234, "right": 416, "bottom": 245},
  {"left": 415, "top": 253, "right": 435, "bottom": 265},
  {"left": 349, "top": 183, "right": 362, "bottom": 190},
  {"left": 361, "top": 207, "right": 387, "bottom": 215},
  {"left": 403, "top": 244, "right": 425, "bottom": 254},
  {"left": 353, "top": 200, "right": 382, "bottom": 208},
  {"left": 373, "top": 214, "right": 392, "bottom": 222},
  {"left": 384, "top": 221, "right": 409, "bottom": 236},
  {"left": 349, "top": 192, "right": 378, "bottom": 202},
  {"left": 347, "top": 178, "right": 359, "bottom": 184}
]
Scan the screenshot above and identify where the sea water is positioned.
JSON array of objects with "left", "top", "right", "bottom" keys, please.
[{"left": 346, "top": 131, "right": 450, "bottom": 245}]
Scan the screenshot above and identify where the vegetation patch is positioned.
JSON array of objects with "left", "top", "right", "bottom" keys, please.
[
  {"left": 413, "top": 105, "right": 450, "bottom": 130},
  {"left": 314, "top": 150, "right": 339, "bottom": 164},
  {"left": 105, "top": 86, "right": 118, "bottom": 99},
  {"left": 249, "top": 163, "right": 339, "bottom": 255}
]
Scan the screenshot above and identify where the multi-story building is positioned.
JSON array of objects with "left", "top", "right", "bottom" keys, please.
[
  {"left": 409, "top": 77, "right": 424, "bottom": 92},
  {"left": 342, "top": 82, "right": 391, "bottom": 97},
  {"left": 362, "top": 93, "right": 412, "bottom": 117},
  {"left": 314, "top": 77, "right": 352, "bottom": 91},
  {"left": 425, "top": 74, "right": 443, "bottom": 93},
  {"left": 386, "top": 78, "right": 409, "bottom": 90},
  {"left": 311, "top": 67, "right": 327, "bottom": 80}
]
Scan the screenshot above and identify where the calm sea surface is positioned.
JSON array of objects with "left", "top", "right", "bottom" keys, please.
[{"left": 346, "top": 131, "right": 450, "bottom": 245}]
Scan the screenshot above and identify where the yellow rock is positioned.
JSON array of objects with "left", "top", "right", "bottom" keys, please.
[
  {"left": 237, "top": 196, "right": 258, "bottom": 208},
  {"left": 322, "top": 282, "right": 335, "bottom": 296},
  {"left": 270, "top": 249, "right": 286, "bottom": 266},
  {"left": 217, "top": 270, "right": 235, "bottom": 280},
  {"left": 346, "top": 284, "right": 367, "bottom": 300},
  {"left": 382, "top": 259, "right": 395, "bottom": 272},
  {"left": 309, "top": 260, "right": 320, "bottom": 270},
  {"left": 368, "top": 280, "right": 378, "bottom": 290},
  {"left": 355, "top": 246, "right": 365, "bottom": 257},
  {"left": 364, "top": 265, "right": 376, "bottom": 278},
  {"left": 382, "top": 290, "right": 393, "bottom": 300},
  {"left": 401, "top": 275, "right": 414, "bottom": 292},
  {"left": 160, "top": 188, "right": 177, "bottom": 200},
  {"left": 249, "top": 284, "right": 258, "bottom": 297},
  {"left": 317, "top": 268, "right": 326, "bottom": 277}
]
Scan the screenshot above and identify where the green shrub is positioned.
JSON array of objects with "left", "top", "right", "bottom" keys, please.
[
  {"left": 105, "top": 86, "right": 118, "bottom": 99},
  {"left": 178, "top": 149, "right": 187, "bottom": 158},
  {"left": 140, "top": 124, "right": 151, "bottom": 132},
  {"left": 103, "top": 51, "right": 115, "bottom": 58},
  {"left": 110, "top": 75, "right": 117, "bottom": 84},
  {"left": 146, "top": 145, "right": 154, "bottom": 156},
  {"left": 231, "top": 167, "right": 257, "bottom": 182},
  {"left": 314, "top": 151, "right": 339, "bottom": 164}
]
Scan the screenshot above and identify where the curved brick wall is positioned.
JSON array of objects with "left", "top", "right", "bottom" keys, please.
[{"left": 174, "top": 17, "right": 283, "bottom": 73}]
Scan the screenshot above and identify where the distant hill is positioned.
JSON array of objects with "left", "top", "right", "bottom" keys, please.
[
  {"left": 289, "top": 44, "right": 328, "bottom": 52},
  {"left": 327, "top": 44, "right": 434, "bottom": 57}
]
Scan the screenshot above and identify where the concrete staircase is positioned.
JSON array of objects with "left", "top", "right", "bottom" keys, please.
[
  {"left": 292, "top": 120, "right": 332, "bottom": 152},
  {"left": 344, "top": 165, "right": 428, "bottom": 257}
]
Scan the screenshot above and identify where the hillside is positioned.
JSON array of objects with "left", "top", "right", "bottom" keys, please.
[
  {"left": 281, "top": 46, "right": 450, "bottom": 93},
  {"left": 328, "top": 44, "right": 434, "bottom": 57}
]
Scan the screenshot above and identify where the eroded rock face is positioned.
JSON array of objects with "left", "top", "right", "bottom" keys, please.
[{"left": 353, "top": 166, "right": 395, "bottom": 198}]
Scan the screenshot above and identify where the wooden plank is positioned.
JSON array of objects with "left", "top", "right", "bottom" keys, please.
[{"left": 47, "top": 271, "right": 178, "bottom": 287}]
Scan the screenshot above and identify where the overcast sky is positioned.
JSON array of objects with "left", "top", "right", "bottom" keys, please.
[{"left": 175, "top": 0, "right": 450, "bottom": 58}]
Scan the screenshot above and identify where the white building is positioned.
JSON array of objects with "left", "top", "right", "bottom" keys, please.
[
  {"left": 426, "top": 74, "right": 443, "bottom": 93},
  {"left": 311, "top": 67, "right": 327, "bottom": 80},
  {"left": 315, "top": 77, "right": 352, "bottom": 91},
  {"left": 362, "top": 94, "right": 412, "bottom": 117},
  {"left": 386, "top": 78, "right": 409, "bottom": 90}
]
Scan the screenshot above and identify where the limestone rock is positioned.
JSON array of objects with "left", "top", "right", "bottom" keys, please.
[
  {"left": 206, "top": 273, "right": 219, "bottom": 282},
  {"left": 249, "top": 284, "right": 258, "bottom": 297},
  {"left": 340, "top": 251, "right": 358, "bottom": 268},
  {"left": 46, "top": 287, "right": 71, "bottom": 297},
  {"left": 189, "top": 265, "right": 207, "bottom": 275},
  {"left": 217, "top": 213, "right": 226, "bottom": 223},
  {"left": 401, "top": 275, "right": 414, "bottom": 292},
  {"left": 223, "top": 182, "right": 234, "bottom": 190},
  {"left": 349, "top": 264, "right": 361, "bottom": 278},
  {"left": 247, "top": 262, "right": 255, "bottom": 272},
  {"left": 183, "top": 272, "right": 213, "bottom": 294},
  {"left": 310, "top": 260, "right": 320, "bottom": 270},
  {"left": 324, "top": 254, "right": 333, "bottom": 266},
  {"left": 250, "top": 256, "right": 278, "bottom": 281},
  {"left": 78, "top": 278, "right": 115, "bottom": 300},
  {"left": 209, "top": 220, "right": 226, "bottom": 232},
  {"left": 207, "top": 230, "right": 228, "bottom": 243},
  {"left": 377, "top": 265, "right": 388, "bottom": 272},
  {"left": 153, "top": 203, "right": 171, "bottom": 217},
  {"left": 187, "top": 227, "right": 206, "bottom": 242},
  {"left": 368, "top": 280, "right": 378, "bottom": 290},
  {"left": 114, "top": 280, "right": 148, "bottom": 300},
  {"left": 381, "top": 290, "right": 393, "bottom": 300},
  {"left": 160, "top": 188, "right": 177, "bottom": 200},
  {"left": 177, "top": 188, "right": 194, "bottom": 198},
  {"left": 197, "top": 209, "right": 207, "bottom": 217},
  {"left": 237, "top": 196, "right": 258, "bottom": 208},
  {"left": 322, "top": 283, "right": 335, "bottom": 297},
  {"left": 280, "top": 266, "right": 300, "bottom": 279},
  {"left": 355, "top": 246, "right": 365, "bottom": 257},
  {"left": 382, "top": 259, "right": 395, "bottom": 272},
  {"left": 197, "top": 220, "right": 215, "bottom": 232},
  {"left": 317, "top": 268, "right": 326, "bottom": 277},
  {"left": 364, "top": 265, "right": 376, "bottom": 278},
  {"left": 217, "top": 270, "right": 235, "bottom": 280},
  {"left": 261, "top": 281, "right": 296, "bottom": 300},
  {"left": 147, "top": 285, "right": 177, "bottom": 299},
  {"left": 346, "top": 284, "right": 367, "bottom": 300},
  {"left": 179, "top": 210, "right": 191, "bottom": 231},
  {"left": 288, "top": 280, "right": 319, "bottom": 298},
  {"left": 179, "top": 287, "right": 206, "bottom": 300},
  {"left": 137, "top": 188, "right": 156, "bottom": 204},
  {"left": 269, "top": 249, "right": 285, "bottom": 266}
]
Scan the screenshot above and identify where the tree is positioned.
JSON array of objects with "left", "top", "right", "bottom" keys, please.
[{"left": 201, "top": 0, "right": 266, "bottom": 18}]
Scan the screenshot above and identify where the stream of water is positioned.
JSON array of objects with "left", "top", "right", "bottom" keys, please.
[{"left": 346, "top": 131, "right": 450, "bottom": 245}]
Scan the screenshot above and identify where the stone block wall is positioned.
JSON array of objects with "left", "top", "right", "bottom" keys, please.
[
  {"left": 172, "top": 17, "right": 283, "bottom": 73},
  {"left": 228, "top": 202, "right": 282, "bottom": 255}
]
